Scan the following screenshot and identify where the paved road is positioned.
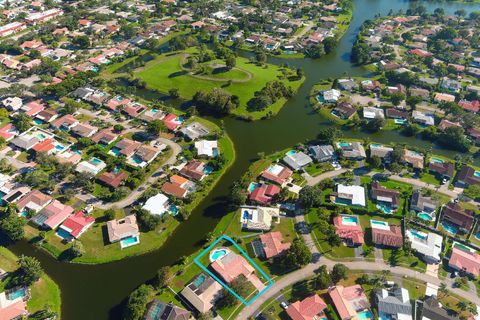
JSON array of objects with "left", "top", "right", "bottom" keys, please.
[
  {"left": 305, "top": 168, "right": 347, "bottom": 186},
  {"left": 77, "top": 138, "right": 181, "bottom": 210}
]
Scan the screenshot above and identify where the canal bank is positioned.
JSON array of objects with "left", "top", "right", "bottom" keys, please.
[{"left": 8, "top": 1, "right": 480, "bottom": 319}]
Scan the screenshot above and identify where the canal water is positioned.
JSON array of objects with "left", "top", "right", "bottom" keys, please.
[{"left": 8, "top": 1, "right": 480, "bottom": 319}]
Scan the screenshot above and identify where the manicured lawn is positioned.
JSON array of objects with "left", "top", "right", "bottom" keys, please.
[
  {"left": 135, "top": 51, "right": 304, "bottom": 120},
  {"left": 419, "top": 172, "right": 441, "bottom": 186},
  {"left": 0, "top": 247, "right": 61, "bottom": 317},
  {"left": 304, "top": 162, "right": 334, "bottom": 177}
]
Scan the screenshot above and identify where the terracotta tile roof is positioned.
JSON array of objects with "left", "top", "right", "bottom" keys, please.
[
  {"left": 442, "top": 202, "right": 475, "bottom": 231},
  {"left": 16, "top": 189, "right": 52, "bottom": 212},
  {"left": 249, "top": 184, "right": 281, "bottom": 205},
  {"left": 60, "top": 211, "right": 95, "bottom": 238},
  {"left": 259, "top": 231, "right": 291, "bottom": 259},
  {"left": 98, "top": 171, "right": 128, "bottom": 188},
  {"left": 449, "top": 246, "right": 480, "bottom": 277},
  {"left": 329, "top": 285, "right": 370, "bottom": 320},
  {"left": 286, "top": 294, "right": 327, "bottom": 320},
  {"left": 261, "top": 164, "right": 292, "bottom": 185},
  {"left": 32, "top": 138, "right": 55, "bottom": 153},
  {"left": 371, "top": 224, "right": 403, "bottom": 247},
  {"left": 428, "top": 161, "right": 455, "bottom": 178},
  {"left": 371, "top": 181, "right": 400, "bottom": 207},
  {"left": 42, "top": 200, "right": 74, "bottom": 230},
  {"left": 457, "top": 165, "right": 480, "bottom": 186},
  {"left": 333, "top": 216, "right": 364, "bottom": 245},
  {"left": 162, "top": 182, "right": 188, "bottom": 198},
  {"left": 180, "top": 160, "right": 206, "bottom": 181}
]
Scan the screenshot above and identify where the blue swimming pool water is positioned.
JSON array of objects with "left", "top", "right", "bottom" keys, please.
[
  {"left": 8, "top": 287, "right": 26, "bottom": 300},
  {"left": 475, "top": 171, "right": 480, "bottom": 178},
  {"left": 430, "top": 157, "right": 444, "bottom": 164},
  {"left": 212, "top": 148, "right": 219, "bottom": 157},
  {"left": 341, "top": 216, "right": 358, "bottom": 224},
  {"left": 110, "top": 147, "right": 121, "bottom": 156},
  {"left": 151, "top": 109, "right": 159, "bottom": 113},
  {"left": 55, "top": 145, "right": 64, "bottom": 151},
  {"left": 121, "top": 236, "right": 139, "bottom": 247},
  {"left": 316, "top": 95, "right": 325, "bottom": 103},
  {"left": 113, "top": 166, "right": 120, "bottom": 174},
  {"left": 442, "top": 221, "right": 458, "bottom": 234},
  {"left": 370, "top": 144, "right": 382, "bottom": 148},
  {"left": 248, "top": 182, "right": 259, "bottom": 193},
  {"left": 243, "top": 210, "right": 251, "bottom": 220},
  {"left": 169, "top": 205, "right": 178, "bottom": 216},
  {"left": 210, "top": 249, "right": 227, "bottom": 261},
  {"left": 33, "top": 119, "right": 44, "bottom": 125},
  {"left": 193, "top": 274, "right": 206, "bottom": 287},
  {"left": 394, "top": 118, "right": 407, "bottom": 124},
  {"left": 203, "top": 166, "right": 214, "bottom": 174},
  {"left": 91, "top": 158, "right": 102, "bottom": 165},
  {"left": 286, "top": 150, "right": 297, "bottom": 156},
  {"left": 418, "top": 213, "right": 433, "bottom": 221},
  {"left": 338, "top": 142, "right": 351, "bottom": 147},
  {"left": 377, "top": 203, "right": 392, "bottom": 214},
  {"left": 409, "top": 229, "right": 427, "bottom": 240},
  {"left": 357, "top": 310, "right": 373, "bottom": 320},
  {"left": 37, "top": 133, "right": 46, "bottom": 140},
  {"left": 56, "top": 228, "right": 72, "bottom": 240},
  {"left": 132, "top": 155, "right": 143, "bottom": 164},
  {"left": 371, "top": 220, "right": 388, "bottom": 227},
  {"left": 335, "top": 198, "right": 352, "bottom": 206}
]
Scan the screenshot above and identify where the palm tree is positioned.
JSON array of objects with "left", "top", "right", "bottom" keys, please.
[{"left": 457, "top": 300, "right": 467, "bottom": 312}]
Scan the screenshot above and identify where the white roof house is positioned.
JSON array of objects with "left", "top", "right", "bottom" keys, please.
[
  {"left": 240, "top": 206, "right": 280, "bottom": 231},
  {"left": 2, "top": 97, "right": 22, "bottom": 111},
  {"left": 195, "top": 140, "right": 219, "bottom": 157},
  {"left": 283, "top": 151, "right": 313, "bottom": 170},
  {"left": 323, "top": 89, "right": 341, "bottom": 103},
  {"left": 363, "top": 107, "right": 385, "bottom": 119},
  {"left": 412, "top": 111, "right": 435, "bottom": 126},
  {"left": 75, "top": 157, "right": 106, "bottom": 176},
  {"left": 406, "top": 229, "right": 442, "bottom": 264},
  {"left": 142, "top": 193, "right": 170, "bottom": 216},
  {"left": 335, "top": 184, "right": 366, "bottom": 207}
]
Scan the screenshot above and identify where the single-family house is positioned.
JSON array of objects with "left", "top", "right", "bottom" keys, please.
[
  {"left": 309, "top": 145, "right": 335, "bottom": 162},
  {"left": 10, "top": 134, "right": 39, "bottom": 151},
  {"left": 336, "top": 142, "right": 366, "bottom": 159},
  {"left": 35, "top": 108, "right": 58, "bottom": 123},
  {"left": 412, "top": 111, "right": 434, "bottom": 126},
  {"left": 132, "top": 144, "right": 161, "bottom": 167},
  {"left": 70, "top": 122, "right": 98, "bottom": 138},
  {"left": 142, "top": 193, "right": 170, "bottom": 216},
  {"left": 111, "top": 139, "right": 141, "bottom": 158},
  {"left": 16, "top": 190, "right": 52, "bottom": 214},
  {"left": 322, "top": 89, "right": 341, "bottom": 103},
  {"left": 91, "top": 129, "right": 118, "bottom": 146},
  {"left": 333, "top": 102, "right": 357, "bottom": 119},
  {"left": 195, "top": 140, "right": 218, "bottom": 158},
  {"left": 328, "top": 285, "right": 371, "bottom": 320},
  {"left": 370, "top": 181, "right": 400, "bottom": 210},
  {"left": 179, "top": 122, "right": 209, "bottom": 140},
  {"left": 0, "top": 123, "right": 18, "bottom": 141},
  {"left": 180, "top": 160, "right": 207, "bottom": 181},
  {"left": 338, "top": 79, "right": 358, "bottom": 91},
  {"left": 240, "top": 206, "right": 280, "bottom": 231},
  {"left": 449, "top": 243, "right": 480, "bottom": 278},
  {"left": 76, "top": 157, "right": 106, "bottom": 176},
  {"left": 410, "top": 88, "right": 430, "bottom": 100},
  {"left": 441, "top": 202, "right": 475, "bottom": 233},
  {"left": 363, "top": 107, "right": 385, "bottom": 119},
  {"left": 162, "top": 175, "right": 190, "bottom": 199},
  {"left": 333, "top": 215, "right": 364, "bottom": 246},
  {"left": 286, "top": 294, "right": 327, "bottom": 320},
  {"left": 98, "top": 171, "right": 128, "bottom": 189},
  {"left": 283, "top": 151, "right": 313, "bottom": 170},
  {"left": 261, "top": 164, "right": 292, "bottom": 186},
  {"left": 2, "top": 97, "right": 22, "bottom": 111},
  {"left": 58, "top": 211, "right": 95, "bottom": 240},
  {"left": 180, "top": 273, "right": 222, "bottom": 313},
  {"left": 456, "top": 165, "right": 480, "bottom": 187},
  {"left": 369, "top": 144, "right": 393, "bottom": 161},
  {"left": 255, "top": 231, "right": 291, "bottom": 259},
  {"left": 406, "top": 229, "right": 443, "bottom": 264},
  {"left": 458, "top": 99, "right": 480, "bottom": 113},
  {"left": 434, "top": 93, "right": 456, "bottom": 103},
  {"left": 371, "top": 220, "right": 403, "bottom": 248},
  {"left": 410, "top": 190, "right": 438, "bottom": 216},
  {"left": 21, "top": 101, "right": 44, "bottom": 117},
  {"left": 249, "top": 184, "right": 281, "bottom": 205},
  {"left": 428, "top": 160, "right": 454, "bottom": 179},
  {"left": 331, "top": 184, "right": 366, "bottom": 207},
  {"left": 419, "top": 296, "right": 460, "bottom": 320},
  {"left": 402, "top": 150, "right": 424, "bottom": 169},
  {"left": 143, "top": 300, "right": 190, "bottom": 320},
  {"left": 163, "top": 114, "right": 183, "bottom": 131},
  {"left": 33, "top": 200, "right": 74, "bottom": 230},
  {"left": 211, "top": 251, "right": 265, "bottom": 291},
  {"left": 106, "top": 215, "right": 139, "bottom": 243},
  {"left": 375, "top": 288, "right": 412, "bottom": 320}
]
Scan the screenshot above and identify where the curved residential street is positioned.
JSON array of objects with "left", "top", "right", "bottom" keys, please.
[{"left": 76, "top": 137, "right": 182, "bottom": 209}]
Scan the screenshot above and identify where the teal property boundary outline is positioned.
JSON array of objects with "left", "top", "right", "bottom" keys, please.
[{"left": 193, "top": 235, "right": 274, "bottom": 305}]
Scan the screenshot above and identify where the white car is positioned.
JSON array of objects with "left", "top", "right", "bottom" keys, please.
[
  {"left": 332, "top": 161, "right": 342, "bottom": 170},
  {"left": 280, "top": 302, "right": 289, "bottom": 309}
]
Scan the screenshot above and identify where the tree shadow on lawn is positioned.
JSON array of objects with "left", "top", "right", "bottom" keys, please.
[
  {"left": 290, "top": 279, "right": 315, "bottom": 302},
  {"left": 168, "top": 70, "right": 188, "bottom": 78},
  {"left": 212, "top": 67, "right": 230, "bottom": 74}
]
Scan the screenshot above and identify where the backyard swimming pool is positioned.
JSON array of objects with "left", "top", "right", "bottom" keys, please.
[
  {"left": 371, "top": 220, "right": 388, "bottom": 227},
  {"left": 417, "top": 213, "right": 433, "bottom": 221},
  {"left": 286, "top": 150, "right": 297, "bottom": 156},
  {"left": 120, "top": 236, "right": 140, "bottom": 249},
  {"left": 357, "top": 310, "right": 373, "bottom": 320},
  {"left": 209, "top": 247, "right": 230, "bottom": 262},
  {"left": 7, "top": 287, "right": 27, "bottom": 301},
  {"left": 341, "top": 215, "right": 359, "bottom": 225},
  {"left": 337, "top": 142, "right": 351, "bottom": 148},
  {"left": 248, "top": 182, "right": 259, "bottom": 193},
  {"left": 91, "top": 157, "right": 103, "bottom": 165},
  {"left": 409, "top": 229, "right": 427, "bottom": 241},
  {"left": 376, "top": 203, "right": 392, "bottom": 214},
  {"left": 430, "top": 157, "right": 444, "bottom": 164},
  {"left": 442, "top": 221, "right": 458, "bottom": 234}
]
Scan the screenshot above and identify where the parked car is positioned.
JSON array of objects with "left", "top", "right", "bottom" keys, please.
[{"left": 280, "top": 302, "right": 289, "bottom": 309}]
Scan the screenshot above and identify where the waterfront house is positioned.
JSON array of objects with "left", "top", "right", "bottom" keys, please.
[
  {"left": 428, "top": 160, "right": 454, "bottom": 180},
  {"left": 16, "top": 190, "right": 52, "bottom": 215},
  {"left": 333, "top": 215, "right": 364, "bottom": 246},
  {"left": 370, "top": 181, "right": 400, "bottom": 211},
  {"left": 106, "top": 215, "right": 139, "bottom": 244},
  {"left": 333, "top": 102, "right": 356, "bottom": 119},
  {"left": 105, "top": 95, "right": 131, "bottom": 111},
  {"left": 249, "top": 184, "right": 281, "bottom": 205},
  {"left": 76, "top": 157, "right": 106, "bottom": 176},
  {"left": 286, "top": 294, "right": 327, "bottom": 320},
  {"left": 143, "top": 300, "right": 190, "bottom": 320},
  {"left": 448, "top": 243, "right": 480, "bottom": 278},
  {"left": 328, "top": 285, "right": 371, "bottom": 320},
  {"left": 142, "top": 193, "right": 170, "bottom": 216},
  {"left": 331, "top": 184, "right": 366, "bottom": 207},
  {"left": 338, "top": 79, "right": 358, "bottom": 91},
  {"left": 336, "top": 142, "right": 366, "bottom": 160},
  {"left": 402, "top": 150, "right": 424, "bottom": 169},
  {"left": 438, "top": 119, "right": 461, "bottom": 132},
  {"left": 180, "top": 273, "right": 222, "bottom": 313},
  {"left": 412, "top": 111, "right": 434, "bottom": 126},
  {"left": 240, "top": 206, "right": 279, "bottom": 231},
  {"left": 33, "top": 200, "right": 74, "bottom": 230},
  {"left": 254, "top": 231, "right": 291, "bottom": 259},
  {"left": 322, "top": 89, "right": 341, "bottom": 103},
  {"left": 418, "top": 296, "right": 460, "bottom": 320},
  {"left": 163, "top": 114, "right": 183, "bottom": 131},
  {"left": 363, "top": 107, "right": 385, "bottom": 119},
  {"left": 58, "top": 211, "right": 95, "bottom": 240},
  {"left": 261, "top": 164, "right": 292, "bottom": 186},
  {"left": 361, "top": 80, "right": 381, "bottom": 92},
  {"left": 211, "top": 251, "right": 265, "bottom": 291},
  {"left": 441, "top": 202, "right": 475, "bottom": 233},
  {"left": 180, "top": 160, "right": 207, "bottom": 181},
  {"left": 406, "top": 229, "right": 442, "bottom": 264},
  {"left": 309, "top": 144, "right": 335, "bottom": 162},
  {"left": 370, "top": 220, "right": 403, "bottom": 248},
  {"left": 369, "top": 144, "right": 393, "bottom": 161},
  {"left": 179, "top": 121, "right": 209, "bottom": 140},
  {"left": 161, "top": 175, "right": 191, "bottom": 199},
  {"left": 283, "top": 150, "right": 313, "bottom": 170},
  {"left": 195, "top": 140, "right": 219, "bottom": 158},
  {"left": 0, "top": 289, "right": 28, "bottom": 320},
  {"left": 375, "top": 287, "right": 412, "bottom": 320},
  {"left": 98, "top": 171, "right": 128, "bottom": 189},
  {"left": 456, "top": 165, "right": 480, "bottom": 187},
  {"left": 140, "top": 108, "right": 166, "bottom": 122}
]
